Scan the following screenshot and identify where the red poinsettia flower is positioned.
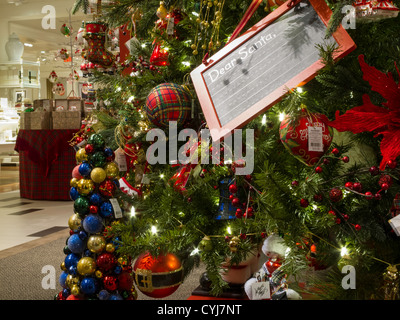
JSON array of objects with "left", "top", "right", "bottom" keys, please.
[{"left": 328, "top": 54, "right": 400, "bottom": 170}]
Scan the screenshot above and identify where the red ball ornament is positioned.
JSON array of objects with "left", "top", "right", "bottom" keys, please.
[
  {"left": 344, "top": 182, "right": 354, "bottom": 189},
  {"left": 342, "top": 156, "right": 350, "bottom": 163},
  {"left": 329, "top": 188, "right": 343, "bottom": 202},
  {"left": 354, "top": 224, "right": 362, "bottom": 231},
  {"left": 387, "top": 160, "right": 397, "bottom": 169},
  {"left": 231, "top": 197, "right": 240, "bottom": 207},
  {"left": 369, "top": 166, "right": 379, "bottom": 176},
  {"left": 300, "top": 198, "right": 309, "bottom": 208},
  {"left": 133, "top": 252, "right": 183, "bottom": 298},
  {"left": 103, "top": 275, "right": 118, "bottom": 291},
  {"left": 245, "top": 207, "right": 254, "bottom": 218},
  {"left": 96, "top": 252, "right": 117, "bottom": 272},
  {"left": 99, "top": 180, "right": 116, "bottom": 197},
  {"left": 331, "top": 148, "right": 340, "bottom": 155},
  {"left": 235, "top": 208, "right": 242, "bottom": 218},
  {"left": 118, "top": 271, "right": 134, "bottom": 291},
  {"left": 365, "top": 191, "right": 373, "bottom": 199},
  {"left": 353, "top": 182, "right": 362, "bottom": 192},
  {"left": 279, "top": 111, "right": 333, "bottom": 166},
  {"left": 315, "top": 166, "right": 323, "bottom": 173},
  {"left": 228, "top": 184, "right": 238, "bottom": 194},
  {"left": 89, "top": 205, "right": 98, "bottom": 214},
  {"left": 85, "top": 144, "right": 95, "bottom": 154},
  {"left": 379, "top": 174, "right": 393, "bottom": 189}
]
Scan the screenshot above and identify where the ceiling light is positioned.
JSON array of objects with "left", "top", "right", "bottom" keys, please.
[
  {"left": 24, "top": 43, "right": 33, "bottom": 47},
  {"left": 7, "top": 0, "right": 24, "bottom": 6}
]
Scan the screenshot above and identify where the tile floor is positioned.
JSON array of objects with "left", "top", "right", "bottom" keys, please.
[{"left": 0, "top": 167, "right": 71, "bottom": 252}]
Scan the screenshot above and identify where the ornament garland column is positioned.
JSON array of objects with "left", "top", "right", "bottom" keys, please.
[{"left": 56, "top": 132, "right": 137, "bottom": 300}]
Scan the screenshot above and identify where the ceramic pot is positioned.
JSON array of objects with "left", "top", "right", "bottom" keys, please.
[{"left": 5, "top": 33, "right": 24, "bottom": 61}]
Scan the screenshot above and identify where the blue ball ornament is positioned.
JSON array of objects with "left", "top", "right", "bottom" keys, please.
[
  {"left": 104, "top": 148, "right": 114, "bottom": 158},
  {"left": 84, "top": 249, "right": 92, "bottom": 257},
  {"left": 59, "top": 271, "right": 68, "bottom": 288},
  {"left": 114, "top": 265, "right": 122, "bottom": 274},
  {"left": 98, "top": 289, "right": 110, "bottom": 300},
  {"left": 67, "top": 234, "right": 86, "bottom": 254},
  {"left": 89, "top": 193, "right": 103, "bottom": 206},
  {"left": 78, "top": 161, "right": 92, "bottom": 177},
  {"left": 78, "top": 230, "right": 88, "bottom": 240},
  {"left": 82, "top": 214, "right": 104, "bottom": 234},
  {"left": 68, "top": 266, "right": 77, "bottom": 276},
  {"left": 62, "top": 288, "right": 70, "bottom": 298},
  {"left": 69, "top": 187, "right": 79, "bottom": 201},
  {"left": 64, "top": 253, "right": 80, "bottom": 270},
  {"left": 99, "top": 201, "right": 113, "bottom": 218},
  {"left": 80, "top": 277, "right": 98, "bottom": 295},
  {"left": 109, "top": 293, "right": 123, "bottom": 300},
  {"left": 113, "top": 179, "right": 120, "bottom": 188}
]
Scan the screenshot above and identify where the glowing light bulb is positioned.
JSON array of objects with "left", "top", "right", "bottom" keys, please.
[
  {"left": 227, "top": 226, "right": 232, "bottom": 235},
  {"left": 341, "top": 247, "right": 348, "bottom": 257},
  {"left": 279, "top": 112, "right": 285, "bottom": 122},
  {"left": 151, "top": 225, "right": 158, "bottom": 234},
  {"left": 297, "top": 87, "right": 303, "bottom": 93},
  {"left": 190, "top": 248, "right": 200, "bottom": 256},
  {"left": 261, "top": 114, "right": 267, "bottom": 125},
  {"left": 130, "top": 206, "right": 136, "bottom": 217}
]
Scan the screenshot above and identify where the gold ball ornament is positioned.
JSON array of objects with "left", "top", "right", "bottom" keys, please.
[
  {"left": 77, "top": 178, "right": 95, "bottom": 196},
  {"left": 229, "top": 236, "right": 240, "bottom": 252},
  {"left": 76, "top": 148, "right": 88, "bottom": 163},
  {"left": 156, "top": 1, "right": 168, "bottom": 19},
  {"left": 77, "top": 257, "right": 97, "bottom": 276},
  {"left": 104, "top": 162, "right": 119, "bottom": 179},
  {"left": 90, "top": 167, "right": 107, "bottom": 184},
  {"left": 71, "top": 285, "right": 80, "bottom": 296},
  {"left": 87, "top": 235, "right": 106, "bottom": 253},
  {"left": 68, "top": 213, "right": 81, "bottom": 230},
  {"left": 66, "top": 274, "right": 80, "bottom": 289},
  {"left": 60, "top": 262, "right": 66, "bottom": 271},
  {"left": 70, "top": 178, "right": 79, "bottom": 188},
  {"left": 106, "top": 243, "right": 115, "bottom": 253},
  {"left": 95, "top": 270, "right": 103, "bottom": 278}
]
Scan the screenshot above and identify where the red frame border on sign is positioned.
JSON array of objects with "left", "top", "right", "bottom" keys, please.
[{"left": 190, "top": 0, "right": 356, "bottom": 141}]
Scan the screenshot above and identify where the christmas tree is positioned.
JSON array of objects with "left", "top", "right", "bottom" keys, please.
[{"left": 61, "top": 0, "right": 400, "bottom": 300}]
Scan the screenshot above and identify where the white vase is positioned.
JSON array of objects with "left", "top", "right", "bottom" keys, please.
[{"left": 5, "top": 33, "right": 24, "bottom": 61}]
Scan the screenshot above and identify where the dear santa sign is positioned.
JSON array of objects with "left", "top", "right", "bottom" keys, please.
[{"left": 190, "top": 0, "right": 356, "bottom": 141}]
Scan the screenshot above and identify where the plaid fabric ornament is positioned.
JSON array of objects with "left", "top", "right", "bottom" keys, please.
[{"left": 145, "top": 83, "right": 191, "bottom": 128}]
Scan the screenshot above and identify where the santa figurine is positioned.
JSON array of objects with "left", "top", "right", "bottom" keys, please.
[{"left": 244, "top": 234, "right": 301, "bottom": 300}]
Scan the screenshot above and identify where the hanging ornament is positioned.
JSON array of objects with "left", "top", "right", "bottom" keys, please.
[
  {"left": 353, "top": 0, "right": 399, "bottom": 22},
  {"left": 150, "top": 43, "right": 169, "bottom": 66},
  {"left": 61, "top": 23, "right": 72, "bottom": 37},
  {"left": 48, "top": 70, "right": 58, "bottom": 83},
  {"left": 380, "top": 265, "right": 400, "bottom": 300},
  {"left": 59, "top": 48, "right": 69, "bottom": 60},
  {"left": 53, "top": 82, "right": 65, "bottom": 96},
  {"left": 133, "top": 252, "right": 184, "bottom": 298},
  {"left": 69, "top": 70, "right": 80, "bottom": 82},
  {"left": 84, "top": 21, "right": 115, "bottom": 67},
  {"left": 279, "top": 107, "right": 334, "bottom": 166},
  {"left": 145, "top": 83, "right": 192, "bottom": 128},
  {"left": 191, "top": 0, "right": 226, "bottom": 55},
  {"left": 328, "top": 55, "right": 400, "bottom": 170}
]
